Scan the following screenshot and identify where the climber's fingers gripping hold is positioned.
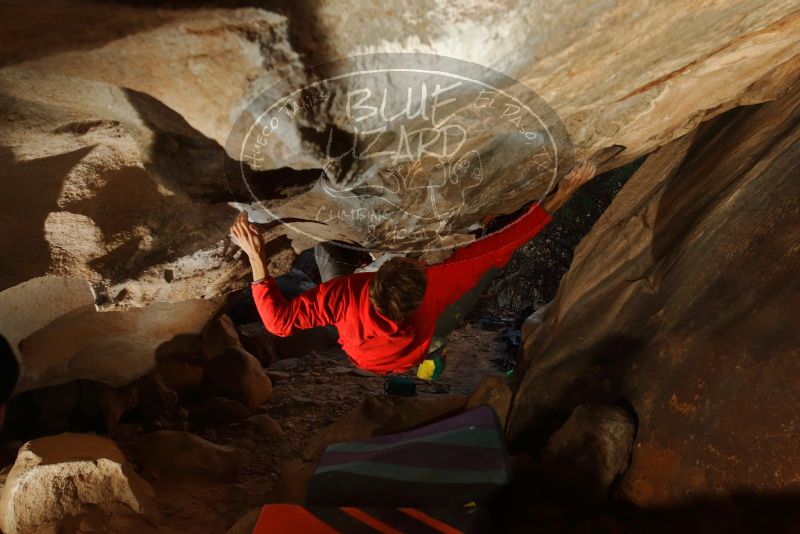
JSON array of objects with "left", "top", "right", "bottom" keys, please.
[
  {"left": 231, "top": 211, "right": 265, "bottom": 259},
  {"left": 560, "top": 160, "right": 597, "bottom": 195}
]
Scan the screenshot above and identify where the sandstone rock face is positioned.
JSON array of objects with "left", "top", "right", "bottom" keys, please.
[
  {"left": 0, "top": 433, "right": 158, "bottom": 534},
  {"left": 2, "top": 2, "right": 304, "bottom": 149},
  {"left": 508, "top": 76, "right": 800, "bottom": 506},
  {"left": 1, "top": 1, "right": 798, "bottom": 392}
]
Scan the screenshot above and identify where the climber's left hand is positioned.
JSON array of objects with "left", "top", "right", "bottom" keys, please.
[{"left": 542, "top": 160, "right": 597, "bottom": 213}]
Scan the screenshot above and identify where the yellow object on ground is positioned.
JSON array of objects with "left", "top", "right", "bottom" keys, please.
[{"left": 417, "top": 359, "right": 437, "bottom": 380}]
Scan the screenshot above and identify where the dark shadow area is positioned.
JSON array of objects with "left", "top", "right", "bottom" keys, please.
[
  {"left": 651, "top": 104, "right": 755, "bottom": 262},
  {"left": 0, "top": 1, "right": 177, "bottom": 67},
  {"left": 488, "top": 481, "right": 800, "bottom": 534},
  {"left": 154, "top": 333, "right": 202, "bottom": 363},
  {"left": 125, "top": 88, "right": 323, "bottom": 204},
  {"left": 240, "top": 167, "right": 323, "bottom": 206},
  {"left": 122, "top": 88, "right": 237, "bottom": 201},
  {"left": 1, "top": 380, "right": 110, "bottom": 451}
]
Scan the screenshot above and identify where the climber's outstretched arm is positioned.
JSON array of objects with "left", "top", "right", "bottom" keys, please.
[
  {"left": 425, "top": 160, "right": 597, "bottom": 310},
  {"left": 230, "top": 212, "right": 349, "bottom": 336},
  {"left": 437, "top": 160, "right": 597, "bottom": 269}
]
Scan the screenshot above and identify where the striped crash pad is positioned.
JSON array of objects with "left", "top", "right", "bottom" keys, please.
[
  {"left": 251, "top": 504, "right": 486, "bottom": 533},
  {"left": 306, "top": 405, "right": 510, "bottom": 508}
]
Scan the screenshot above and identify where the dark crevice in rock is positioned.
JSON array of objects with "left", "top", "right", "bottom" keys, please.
[{"left": 237, "top": 167, "right": 323, "bottom": 206}]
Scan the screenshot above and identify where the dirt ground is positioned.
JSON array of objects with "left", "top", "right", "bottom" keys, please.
[{"left": 130, "top": 323, "right": 508, "bottom": 533}]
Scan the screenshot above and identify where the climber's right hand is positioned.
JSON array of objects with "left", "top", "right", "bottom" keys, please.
[{"left": 231, "top": 211, "right": 265, "bottom": 260}]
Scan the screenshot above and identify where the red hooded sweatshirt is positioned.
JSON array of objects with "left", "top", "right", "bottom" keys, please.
[{"left": 252, "top": 204, "right": 552, "bottom": 373}]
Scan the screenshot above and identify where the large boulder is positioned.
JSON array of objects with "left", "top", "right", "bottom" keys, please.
[
  {"left": 1, "top": 2, "right": 303, "bottom": 148},
  {"left": 203, "top": 347, "right": 273, "bottom": 410},
  {"left": 0, "top": 433, "right": 158, "bottom": 534},
  {"left": 508, "top": 75, "right": 800, "bottom": 506}
]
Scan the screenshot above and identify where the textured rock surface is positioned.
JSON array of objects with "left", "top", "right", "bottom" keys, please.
[
  {"left": 508, "top": 75, "right": 800, "bottom": 506},
  {"left": 0, "top": 433, "right": 158, "bottom": 534},
  {"left": 0, "top": 70, "right": 253, "bottom": 307},
  {"left": 239, "top": 414, "right": 285, "bottom": 438},
  {"left": 540, "top": 404, "right": 636, "bottom": 503},
  {"left": 2, "top": 1, "right": 798, "bottom": 292}
]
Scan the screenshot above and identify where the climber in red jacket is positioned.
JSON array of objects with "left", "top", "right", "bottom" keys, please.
[{"left": 231, "top": 161, "right": 597, "bottom": 374}]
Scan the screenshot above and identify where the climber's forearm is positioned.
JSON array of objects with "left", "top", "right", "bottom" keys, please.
[
  {"left": 442, "top": 203, "right": 552, "bottom": 268},
  {"left": 248, "top": 253, "right": 268, "bottom": 282},
  {"left": 541, "top": 188, "right": 571, "bottom": 214}
]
